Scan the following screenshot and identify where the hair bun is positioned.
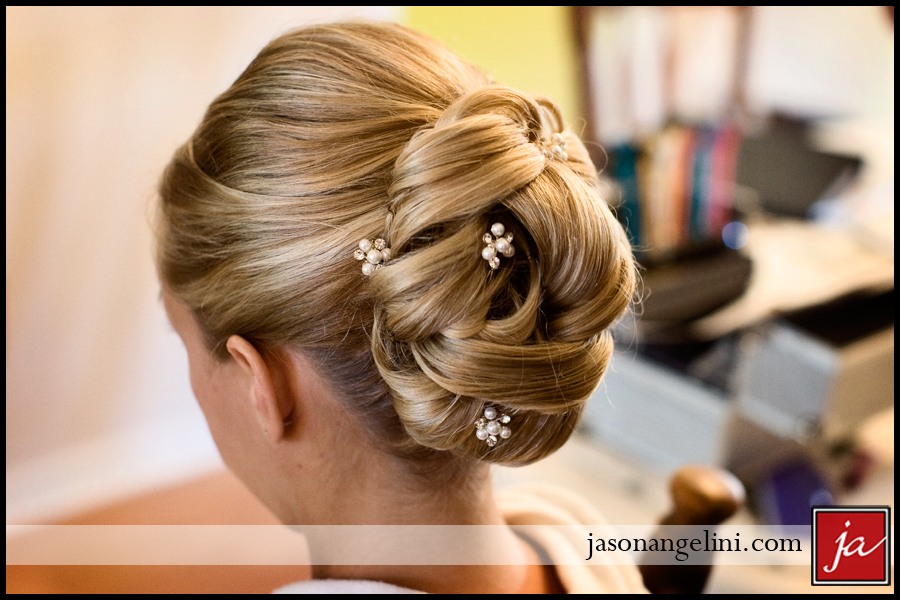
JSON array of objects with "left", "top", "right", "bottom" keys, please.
[{"left": 371, "top": 88, "right": 635, "bottom": 465}]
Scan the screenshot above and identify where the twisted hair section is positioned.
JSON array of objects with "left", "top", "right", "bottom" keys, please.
[{"left": 155, "top": 21, "right": 635, "bottom": 473}]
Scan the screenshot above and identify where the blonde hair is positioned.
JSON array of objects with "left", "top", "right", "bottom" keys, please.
[{"left": 156, "top": 21, "right": 635, "bottom": 473}]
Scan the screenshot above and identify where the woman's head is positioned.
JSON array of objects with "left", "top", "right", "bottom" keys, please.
[{"left": 156, "top": 21, "right": 635, "bottom": 481}]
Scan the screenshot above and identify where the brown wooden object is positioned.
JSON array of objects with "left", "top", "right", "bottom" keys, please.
[{"left": 639, "top": 465, "right": 746, "bottom": 594}]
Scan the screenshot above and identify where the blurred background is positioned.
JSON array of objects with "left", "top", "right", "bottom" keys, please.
[{"left": 6, "top": 6, "right": 894, "bottom": 593}]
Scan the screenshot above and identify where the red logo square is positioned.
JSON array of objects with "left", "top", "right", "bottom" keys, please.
[{"left": 812, "top": 507, "right": 891, "bottom": 585}]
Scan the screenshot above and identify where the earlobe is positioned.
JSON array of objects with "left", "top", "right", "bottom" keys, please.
[{"left": 225, "top": 335, "right": 291, "bottom": 442}]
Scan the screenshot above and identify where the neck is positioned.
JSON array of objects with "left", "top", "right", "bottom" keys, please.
[
  {"left": 276, "top": 437, "right": 555, "bottom": 592},
  {"left": 260, "top": 384, "right": 561, "bottom": 593},
  {"left": 303, "top": 468, "right": 553, "bottom": 594}
]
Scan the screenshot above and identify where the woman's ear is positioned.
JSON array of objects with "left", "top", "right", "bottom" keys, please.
[{"left": 225, "top": 335, "right": 294, "bottom": 442}]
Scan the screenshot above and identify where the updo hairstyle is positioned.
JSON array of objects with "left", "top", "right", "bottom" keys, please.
[{"left": 156, "top": 21, "right": 636, "bottom": 472}]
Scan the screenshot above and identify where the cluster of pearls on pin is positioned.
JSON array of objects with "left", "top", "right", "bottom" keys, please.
[
  {"left": 482, "top": 222, "right": 515, "bottom": 270},
  {"left": 540, "top": 132, "right": 568, "bottom": 162},
  {"left": 474, "top": 406, "right": 511, "bottom": 447},
  {"left": 354, "top": 238, "right": 392, "bottom": 276}
]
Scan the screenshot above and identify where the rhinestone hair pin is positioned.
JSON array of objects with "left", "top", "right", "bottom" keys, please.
[
  {"left": 540, "top": 132, "right": 568, "bottom": 162},
  {"left": 481, "top": 222, "right": 515, "bottom": 270},
  {"left": 474, "top": 406, "right": 511, "bottom": 447}
]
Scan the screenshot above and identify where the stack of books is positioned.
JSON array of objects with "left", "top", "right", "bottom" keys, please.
[{"left": 610, "top": 124, "right": 742, "bottom": 261}]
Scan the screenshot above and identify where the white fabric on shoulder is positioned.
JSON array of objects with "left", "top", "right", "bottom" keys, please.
[{"left": 274, "top": 579, "right": 425, "bottom": 594}]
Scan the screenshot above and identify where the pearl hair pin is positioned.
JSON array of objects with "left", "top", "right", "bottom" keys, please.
[
  {"left": 475, "top": 406, "right": 511, "bottom": 447},
  {"left": 354, "top": 211, "right": 395, "bottom": 276},
  {"left": 482, "top": 222, "right": 515, "bottom": 270},
  {"left": 540, "top": 132, "right": 568, "bottom": 162},
  {"left": 354, "top": 238, "right": 392, "bottom": 275}
]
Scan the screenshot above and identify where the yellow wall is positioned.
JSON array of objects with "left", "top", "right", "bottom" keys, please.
[{"left": 405, "top": 6, "right": 583, "bottom": 129}]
